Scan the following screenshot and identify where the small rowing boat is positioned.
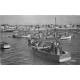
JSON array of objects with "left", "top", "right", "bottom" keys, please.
[{"left": 0, "top": 41, "right": 10, "bottom": 49}]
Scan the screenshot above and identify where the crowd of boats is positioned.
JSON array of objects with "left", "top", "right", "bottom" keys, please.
[
  {"left": 0, "top": 27, "right": 73, "bottom": 62},
  {"left": 11, "top": 28, "right": 74, "bottom": 39},
  {"left": 0, "top": 17, "right": 80, "bottom": 63}
]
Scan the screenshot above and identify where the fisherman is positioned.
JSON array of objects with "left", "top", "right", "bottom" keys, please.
[
  {"left": 50, "top": 41, "right": 55, "bottom": 52},
  {"left": 28, "top": 38, "right": 31, "bottom": 45},
  {"left": 50, "top": 41, "right": 58, "bottom": 54},
  {"left": 54, "top": 41, "right": 60, "bottom": 55},
  {"left": 37, "top": 41, "right": 42, "bottom": 47},
  {"left": 54, "top": 42, "right": 57, "bottom": 54},
  {"left": 56, "top": 42, "right": 62, "bottom": 55},
  {"left": 31, "top": 40, "right": 36, "bottom": 46}
]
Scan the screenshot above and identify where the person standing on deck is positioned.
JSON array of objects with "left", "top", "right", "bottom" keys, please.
[
  {"left": 54, "top": 41, "right": 61, "bottom": 55},
  {"left": 50, "top": 41, "right": 55, "bottom": 53},
  {"left": 56, "top": 42, "right": 62, "bottom": 55},
  {"left": 28, "top": 38, "right": 31, "bottom": 45}
]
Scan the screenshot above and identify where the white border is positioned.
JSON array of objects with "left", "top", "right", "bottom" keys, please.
[
  {"left": 0, "top": 0, "right": 80, "bottom": 80},
  {"left": 0, "top": 0, "right": 80, "bottom": 15}
]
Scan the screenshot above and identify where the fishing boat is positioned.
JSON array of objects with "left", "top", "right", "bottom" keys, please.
[
  {"left": 28, "top": 17, "right": 71, "bottom": 62},
  {"left": 0, "top": 29, "right": 14, "bottom": 32},
  {"left": 12, "top": 31, "right": 25, "bottom": 38},
  {"left": 12, "top": 34, "right": 31, "bottom": 38},
  {"left": 60, "top": 35, "right": 72, "bottom": 40},
  {"left": 0, "top": 41, "right": 10, "bottom": 49},
  {"left": 12, "top": 30, "right": 31, "bottom": 38},
  {"left": 30, "top": 40, "right": 71, "bottom": 62}
]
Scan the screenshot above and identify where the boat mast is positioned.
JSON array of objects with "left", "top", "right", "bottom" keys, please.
[
  {"left": 55, "top": 17, "right": 56, "bottom": 26},
  {"left": 1, "top": 25, "right": 4, "bottom": 42},
  {"left": 37, "top": 25, "right": 40, "bottom": 39},
  {"left": 54, "top": 16, "right": 58, "bottom": 42},
  {"left": 54, "top": 17, "right": 57, "bottom": 39}
]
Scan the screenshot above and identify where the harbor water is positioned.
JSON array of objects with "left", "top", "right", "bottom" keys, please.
[{"left": 0, "top": 32, "right": 80, "bottom": 65}]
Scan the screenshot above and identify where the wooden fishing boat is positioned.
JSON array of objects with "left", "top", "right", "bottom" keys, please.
[{"left": 30, "top": 41, "right": 71, "bottom": 62}]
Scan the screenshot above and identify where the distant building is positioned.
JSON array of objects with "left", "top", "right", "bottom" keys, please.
[{"left": 17, "top": 25, "right": 27, "bottom": 31}]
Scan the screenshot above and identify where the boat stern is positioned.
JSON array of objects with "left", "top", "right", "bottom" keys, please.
[{"left": 59, "top": 51, "right": 71, "bottom": 62}]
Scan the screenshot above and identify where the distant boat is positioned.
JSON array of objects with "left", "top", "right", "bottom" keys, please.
[
  {"left": 60, "top": 35, "right": 72, "bottom": 40},
  {"left": 29, "top": 39, "right": 71, "bottom": 62},
  {"left": 12, "top": 30, "right": 31, "bottom": 38},
  {"left": 12, "top": 34, "right": 31, "bottom": 38},
  {"left": 0, "top": 41, "right": 10, "bottom": 49},
  {"left": 0, "top": 29, "right": 14, "bottom": 32}
]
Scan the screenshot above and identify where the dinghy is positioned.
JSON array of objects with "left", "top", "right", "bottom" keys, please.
[{"left": 0, "top": 41, "right": 10, "bottom": 49}]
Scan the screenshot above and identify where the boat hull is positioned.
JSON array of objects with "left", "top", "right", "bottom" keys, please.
[
  {"left": 0, "top": 44, "right": 10, "bottom": 49},
  {"left": 32, "top": 46, "right": 60, "bottom": 62},
  {"left": 31, "top": 46, "right": 71, "bottom": 62},
  {"left": 12, "top": 34, "right": 31, "bottom": 38},
  {"left": 0, "top": 42, "right": 10, "bottom": 49}
]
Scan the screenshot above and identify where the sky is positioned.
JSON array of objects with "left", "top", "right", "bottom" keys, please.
[{"left": 0, "top": 15, "right": 80, "bottom": 25}]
